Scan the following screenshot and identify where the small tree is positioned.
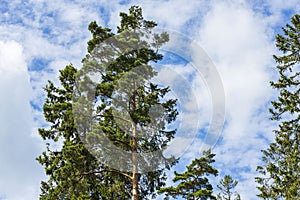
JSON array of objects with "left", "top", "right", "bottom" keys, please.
[
  {"left": 159, "top": 149, "right": 218, "bottom": 200},
  {"left": 217, "top": 175, "right": 241, "bottom": 200},
  {"left": 255, "top": 14, "right": 300, "bottom": 199}
]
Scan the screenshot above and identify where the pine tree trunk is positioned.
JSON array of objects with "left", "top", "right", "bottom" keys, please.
[
  {"left": 132, "top": 81, "right": 138, "bottom": 200},
  {"left": 132, "top": 122, "right": 138, "bottom": 200}
]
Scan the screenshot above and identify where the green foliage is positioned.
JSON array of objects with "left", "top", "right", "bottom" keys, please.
[
  {"left": 77, "top": 4, "right": 177, "bottom": 199},
  {"left": 37, "top": 65, "right": 132, "bottom": 199},
  {"left": 217, "top": 175, "right": 240, "bottom": 200},
  {"left": 159, "top": 150, "right": 218, "bottom": 200},
  {"left": 37, "top": 5, "right": 178, "bottom": 199},
  {"left": 255, "top": 14, "right": 300, "bottom": 199}
]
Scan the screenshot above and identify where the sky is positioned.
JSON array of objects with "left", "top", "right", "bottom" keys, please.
[{"left": 0, "top": 0, "right": 299, "bottom": 199}]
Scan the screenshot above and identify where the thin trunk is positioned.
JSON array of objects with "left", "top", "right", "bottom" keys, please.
[
  {"left": 132, "top": 122, "right": 138, "bottom": 200},
  {"left": 132, "top": 80, "right": 138, "bottom": 200}
]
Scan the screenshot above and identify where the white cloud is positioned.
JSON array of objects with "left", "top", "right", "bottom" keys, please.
[
  {"left": 264, "top": 0, "right": 300, "bottom": 13},
  {"left": 139, "top": 0, "right": 206, "bottom": 29},
  {"left": 0, "top": 40, "right": 44, "bottom": 200},
  {"left": 195, "top": 1, "right": 279, "bottom": 199}
]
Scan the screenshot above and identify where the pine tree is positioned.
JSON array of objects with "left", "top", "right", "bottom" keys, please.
[
  {"left": 37, "top": 6, "right": 178, "bottom": 200},
  {"left": 217, "top": 175, "right": 240, "bottom": 200},
  {"left": 255, "top": 14, "right": 300, "bottom": 199},
  {"left": 159, "top": 149, "right": 218, "bottom": 200}
]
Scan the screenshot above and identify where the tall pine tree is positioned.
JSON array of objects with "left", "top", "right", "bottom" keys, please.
[
  {"left": 256, "top": 14, "right": 300, "bottom": 199},
  {"left": 37, "top": 6, "right": 178, "bottom": 200}
]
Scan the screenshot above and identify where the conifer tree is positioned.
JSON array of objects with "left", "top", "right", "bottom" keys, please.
[
  {"left": 255, "top": 14, "right": 300, "bottom": 199},
  {"left": 37, "top": 65, "right": 132, "bottom": 199},
  {"left": 37, "top": 6, "right": 178, "bottom": 200},
  {"left": 159, "top": 149, "right": 218, "bottom": 200},
  {"left": 217, "top": 175, "right": 240, "bottom": 200}
]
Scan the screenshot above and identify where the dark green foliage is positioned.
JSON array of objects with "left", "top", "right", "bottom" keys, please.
[
  {"left": 159, "top": 150, "right": 218, "bottom": 200},
  {"left": 37, "top": 6, "right": 178, "bottom": 199},
  {"left": 256, "top": 14, "right": 300, "bottom": 199},
  {"left": 217, "top": 175, "right": 240, "bottom": 200},
  {"left": 37, "top": 65, "right": 132, "bottom": 199}
]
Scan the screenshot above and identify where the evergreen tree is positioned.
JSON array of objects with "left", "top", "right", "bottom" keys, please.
[
  {"left": 37, "top": 6, "right": 178, "bottom": 200},
  {"left": 217, "top": 175, "right": 240, "bottom": 200},
  {"left": 255, "top": 14, "right": 300, "bottom": 199},
  {"left": 37, "top": 65, "right": 132, "bottom": 199},
  {"left": 159, "top": 149, "right": 218, "bottom": 200}
]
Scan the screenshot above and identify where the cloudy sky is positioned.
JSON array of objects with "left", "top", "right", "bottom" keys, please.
[{"left": 0, "top": 0, "right": 299, "bottom": 199}]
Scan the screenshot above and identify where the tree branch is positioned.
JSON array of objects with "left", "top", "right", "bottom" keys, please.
[
  {"left": 97, "top": 92, "right": 130, "bottom": 112},
  {"left": 94, "top": 114, "right": 132, "bottom": 124},
  {"left": 77, "top": 169, "right": 133, "bottom": 180}
]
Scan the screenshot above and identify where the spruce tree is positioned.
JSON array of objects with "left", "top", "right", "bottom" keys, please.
[
  {"left": 159, "top": 149, "right": 218, "bottom": 200},
  {"left": 255, "top": 14, "right": 300, "bottom": 199},
  {"left": 37, "top": 6, "right": 178, "bottom": 200}
]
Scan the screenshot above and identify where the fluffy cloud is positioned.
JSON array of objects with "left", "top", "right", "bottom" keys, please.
[
  {"left": 0, "top": 40, "right": 43, "bottom": 200},
  {"left": 196, "top": 1, "right": 280, "bottom": 199}
]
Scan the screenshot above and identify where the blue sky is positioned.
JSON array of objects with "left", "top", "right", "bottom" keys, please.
[{"left": 0, "top": 0, "right": 299, "bottom": 199}]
